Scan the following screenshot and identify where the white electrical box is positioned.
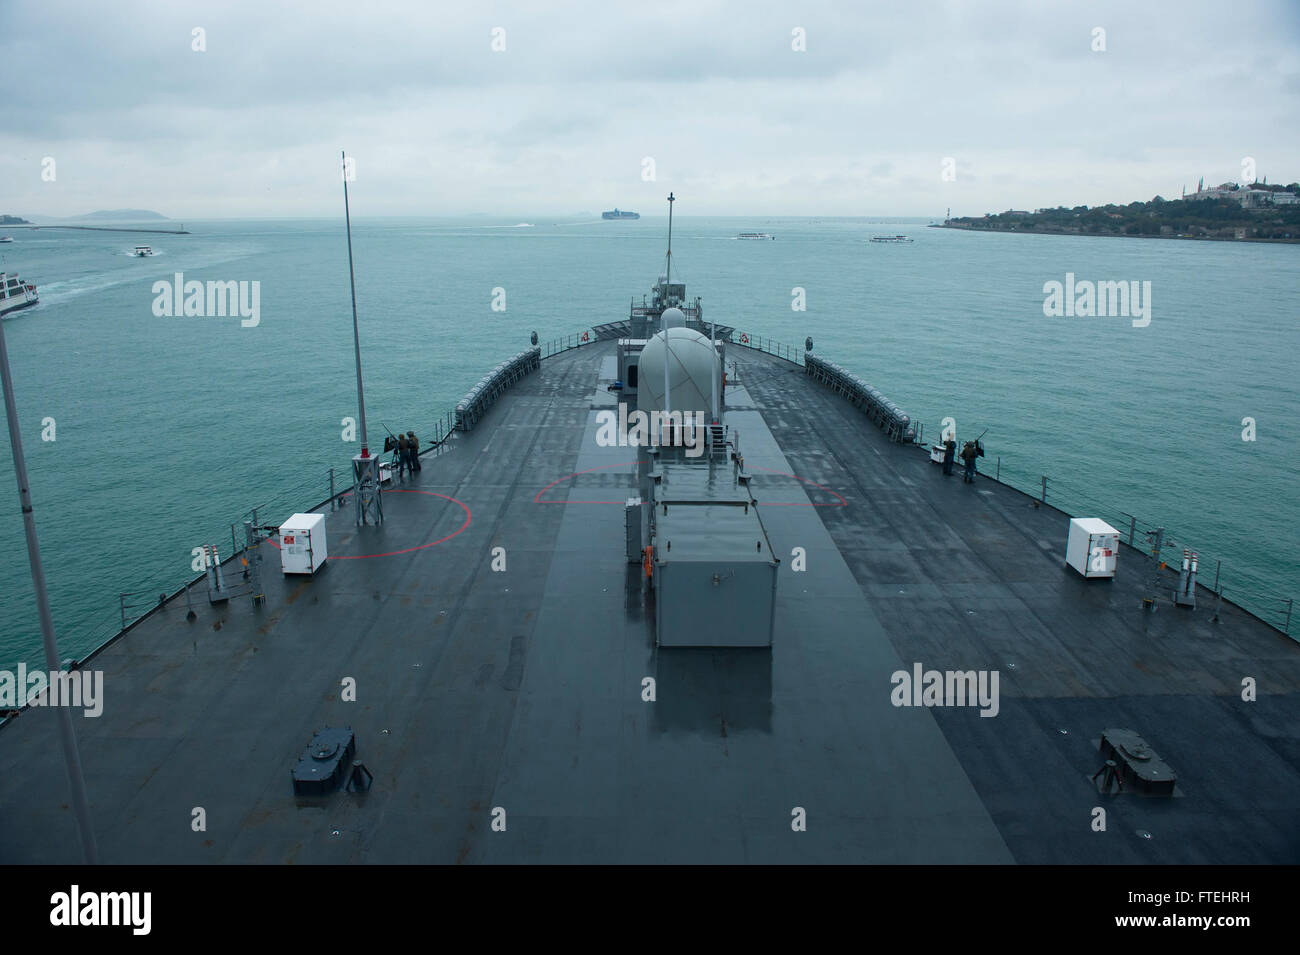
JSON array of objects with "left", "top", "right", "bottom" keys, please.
[
  {"left": 1065, "top": 517, "right": 1120, "bottom": 579},
  {"left": 280, "top": 512, "right": 328, "bottom": 575}
]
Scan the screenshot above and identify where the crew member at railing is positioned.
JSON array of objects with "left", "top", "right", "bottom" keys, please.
[
  {"left": 942, "top": 437, "right": 957, "bottom": 476},
  {"left": 407, "top": 431, "right": 421, "bottom": 473},
  {"left": 961, "top": 441, "right": 979, "bottom": 484}
]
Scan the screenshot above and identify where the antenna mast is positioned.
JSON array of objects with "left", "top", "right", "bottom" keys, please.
[
  {"left": 343, "top": 150, "right": 368, "bottom": 454},
  {"left": 665, "top": 192, "right": 675, "bottom": 290},
  {"left": 342, "top": 150, "right": 382, "bottom": 525},
  {"left": 663, "top": 194, "right": 675, "bottom": 435}
]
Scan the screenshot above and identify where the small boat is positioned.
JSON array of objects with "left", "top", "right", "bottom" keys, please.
[
  {"left": 0, "top": 271, "right": 39, "bottom": 317},
  {"left": 869, "top": 235, "right": 913, "bottom": 243},
  {"left": 134, "top": 246, "right": 154, "bottom": 257},
  {"left": 0, "top": 236, "right": 14, "bottom": 243},
  {"left": 736, "top": 232, "right": 775, "bottom": 240}
]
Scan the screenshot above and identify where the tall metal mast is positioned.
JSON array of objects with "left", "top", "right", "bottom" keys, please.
[
  {"left": 662, "top": 194, "right": 674, "bottom": 435},
  {"left": 0, "top": 305, "right": 97, "bottom": 863},
  {"left": 665, "top": 192, "right": 675, "bottom": 289},
  {"left": 342, "top": 150, "right": 382, "bottom": 525},
  {"left": 710, "top": 312, "right": 718, "bottom": 425},
  {"left": 343, "top": 150, "right": 368, "bottom": 453}
]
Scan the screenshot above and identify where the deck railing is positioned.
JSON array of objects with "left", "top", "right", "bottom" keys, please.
[
  {"left": 732, "top": 332, "right": 807, "bottom": 366},
  {"left": 967, "top": 455, "right": 1294, "bottom": 638},
  {"left": 539, "top": 330, "right": 596, "bottom": 358}
]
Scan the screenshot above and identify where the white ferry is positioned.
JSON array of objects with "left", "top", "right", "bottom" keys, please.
[
  {"left": 0, "top": 236, "right": 14, "bottom": 243},
  {"left": 0, "top": 271, "right": 39, "bottom": 317},
  {"left": 869, "top": 235, "right": 914, "bottom": 243},
  {"left": 134, "top": 246, "right": 154, "bottom": 257},
  {"left": 736, "top": 232, "right": 775, "bottom": 240}
]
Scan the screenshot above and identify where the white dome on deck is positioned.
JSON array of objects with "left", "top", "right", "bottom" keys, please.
[
  {"left": 660, "top": 307, "right": 686, "bottom": 330},
  {"left": 637, "top": 326, "right": 718, "bottom": 416}
]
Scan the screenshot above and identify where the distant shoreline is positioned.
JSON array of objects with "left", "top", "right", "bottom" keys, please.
[
  {"left": 0, "top": 224, "right": 189, "bottom": 235},
  {"left": 933, "top": 222, "right": 1300, "bottom": 245}
]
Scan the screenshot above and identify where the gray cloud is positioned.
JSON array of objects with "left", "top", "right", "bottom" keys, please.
[{"left": 2, "top": 0, "right": 1298, "bottom": 216}]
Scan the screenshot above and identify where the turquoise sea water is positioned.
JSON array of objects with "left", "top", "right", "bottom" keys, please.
[{"left": 0, "top": 216, "right": 1296, "bottom": 668}]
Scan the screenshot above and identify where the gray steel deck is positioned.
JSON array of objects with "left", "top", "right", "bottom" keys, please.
[{"left": 1, "top": 340, "right": 1297, "bottom": 863}]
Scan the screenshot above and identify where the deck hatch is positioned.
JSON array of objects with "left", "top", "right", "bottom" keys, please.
[
  {"left": 1094, "top": 728, "right": 1177, "bottom": 796},
  {"left": 291, "top": 727, "right": 356, "bottom": 796}
]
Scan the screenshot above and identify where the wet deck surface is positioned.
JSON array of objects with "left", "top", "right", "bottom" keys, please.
[{"left": 1, "top": 341, "right": 1297, "bottom": 863}]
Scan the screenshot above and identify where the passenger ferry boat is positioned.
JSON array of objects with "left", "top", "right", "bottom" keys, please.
[
  {"left": 0, "top": 271, "right": 39, "bottom": 317},
  {"left": 736, "top": 232, "right": 775, "bottom": 240},
  {"left": 134, "top": 245, "right": 154, "bottom": 256}
]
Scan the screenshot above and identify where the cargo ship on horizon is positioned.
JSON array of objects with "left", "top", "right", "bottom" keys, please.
[{"left": 602, "top": 208, "right": 639, "bottom": 219}]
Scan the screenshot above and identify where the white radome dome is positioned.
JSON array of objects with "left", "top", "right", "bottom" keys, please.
[
  {"left": 660, "top": 307, "right": 686, "bottom": 330},
  {"left": 637, "top": 326, "right": 719, "bottom": 415}
]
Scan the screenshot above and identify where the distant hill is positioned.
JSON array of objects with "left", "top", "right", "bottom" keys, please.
[
  {"left": 72, "top": 209, "right": 170, "bottom": 221},
  {"left": 942, "top": 188, "right": 1300, "bottom": 243},
  {"left": 8, "top": 210, "right": 171, "bottom": 223},
  {"left": 0, "top": 215, "right": 32, "bottom": 225}
]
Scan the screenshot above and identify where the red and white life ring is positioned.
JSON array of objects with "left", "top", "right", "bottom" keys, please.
[
  {"left": 581, "top": 331, "right": 590, "bottom": 343},
  {"left": 740, "top": 333, "right": 749, "bottom": 344}
]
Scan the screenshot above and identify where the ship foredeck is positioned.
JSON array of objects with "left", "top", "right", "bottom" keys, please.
[{"left": 2, "top": 340, "right": 1297, "bottom": 863}]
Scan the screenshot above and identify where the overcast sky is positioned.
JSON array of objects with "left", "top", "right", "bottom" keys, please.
[{"left": 3, "top": 0, "right": 1298, "bottom": 218}]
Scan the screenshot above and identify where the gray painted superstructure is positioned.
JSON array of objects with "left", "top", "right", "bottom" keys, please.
[{"left": 649, "top": 461, "right": 778, "bottom": 647}]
